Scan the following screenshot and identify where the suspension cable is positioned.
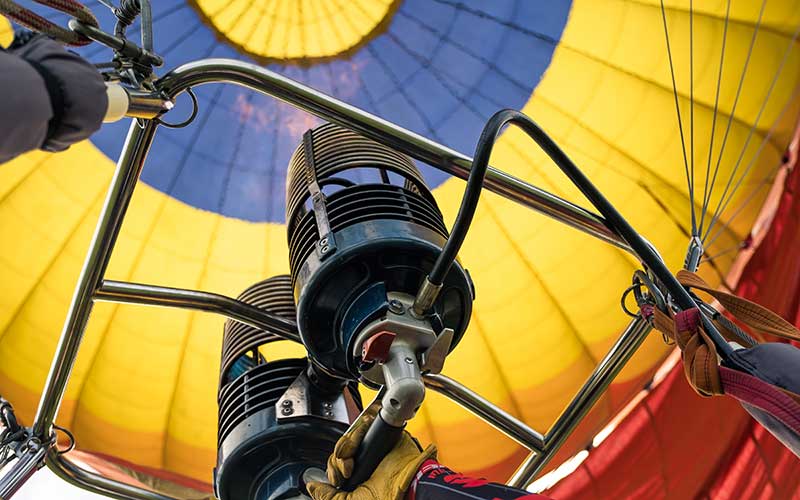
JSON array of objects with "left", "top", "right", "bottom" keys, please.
[
  {"left": 699, "top": 0, "right": 768, "bottom": 234},
  {"left": 659, "top": 0, "right": 695, "bottom": 235},
  {"left": 705, "top": 78, "right": 800, "bottom": 249},
  {"left": 703, "top": 21, "right": 800, "bottom": 242},
  {"left": 699, "top": 0, "right": 731, "bottom": 233},
  {"left": 689, "top": 0, "right": 696, "bottom": 235}
]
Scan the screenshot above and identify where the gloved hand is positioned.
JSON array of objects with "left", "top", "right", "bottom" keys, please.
[
  {"left": 5, "top": 31, "right": 107, "bottom": 155},
  {"left": 307, "top": 406, "right": 436, "bottom": 500}
]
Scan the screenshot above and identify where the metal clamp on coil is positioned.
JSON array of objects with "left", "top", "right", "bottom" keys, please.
[{"left": 302, "top": 130, "right": 337, "bottom": 260}]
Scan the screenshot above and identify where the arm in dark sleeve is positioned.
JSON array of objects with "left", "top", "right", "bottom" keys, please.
[
  {"left": 0, "top": 33, "right": 107, "bottom": 164},
  {"left": 409, "top": 460, "right": 551, "bottom": 500},
  {"left": 0, "top": 49, "right": 53, "bottom": 163}
]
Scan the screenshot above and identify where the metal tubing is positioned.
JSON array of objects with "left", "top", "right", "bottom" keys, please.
[
  {"left": 508, "top": 316, "right": 652, "bottom": 488},
  {"left": 156, "top": 59, "right": 630, "bottom": 252},
  {"left": 0, "top": 442, "right": 46, "bottom": 499},
  {"left": 22, "top": 61, "right": 663, "bottom": 499},
  {"left": 31, "top": 120, "right": 158, "bottom": 439},
  {"left": 95, "top": 280, "right": 300, "bottom": 343},
  {"left": 126, "top": 89, "right": 173, "bottom": 119},
  {"left": 466, "top": 110, "right": 731, "bottom": 357},
  {"left": 46, "top": 451, "right": 178, "bottom": 500},
  {"left": 69, "top": 20, "right": 163, "bottom": 67},
  {"left": 424, "top": 374, "right": 545, "bottom": 452}
]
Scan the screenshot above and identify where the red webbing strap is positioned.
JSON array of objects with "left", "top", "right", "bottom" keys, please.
[{"left": 0, "top": 0, "right": 97, "bottom": 46}]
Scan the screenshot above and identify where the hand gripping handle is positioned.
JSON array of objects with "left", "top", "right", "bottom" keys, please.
[{"left": 341, "top": 412, "right": 404, "bottom": 491}]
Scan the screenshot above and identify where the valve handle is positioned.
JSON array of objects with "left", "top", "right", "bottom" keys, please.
[{"left": 341, "top": 412, "right": 404, "bottom": 491}]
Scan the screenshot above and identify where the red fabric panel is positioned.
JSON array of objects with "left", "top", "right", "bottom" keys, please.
[
  {"left": 545, "top": 161, "right": 800, "bottom": 498},
  {"left": 467, "top": 371, "right": 659, "bottom": 482},
  {"left": 546, "top": 360, "right": 749, "bottom": 499},
  {"left": 735, "top": 162, "right": 800, "bottom": 324},
  {"left": 707, "top": 424, "right": 800, "bottom": 500}
]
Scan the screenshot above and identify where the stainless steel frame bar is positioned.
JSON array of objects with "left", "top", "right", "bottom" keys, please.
[
  {"left": 508, "top": 316, "right": 652, "bottom": 488},
  {"left": 422, "top": 315, "right": 652, "bottom": 489},
  {"left": 8, "top": 59, "right": 664, "bottom": 499},
  {"left": 157, "top": 60, "right": 632, "bottom": 253},
  {"left": 0, "top": 441, "right": 46, "bottom": 499},
  {"left": 32, "top": 120, "right": 158, "bottom": 439},
  {"left": 95, "top": 280, "right": 300, "bottom": 343},
  {"left": 424, "top": 374, "right": 545, "bottom": 452},
  {"left": 1, "top": 121, "right": 160, "bottom": 499},
  {"left": 46, "top": 451, "right": 178, "bottom": 500}
]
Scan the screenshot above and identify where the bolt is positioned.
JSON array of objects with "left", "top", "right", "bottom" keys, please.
[
  {"left": 23, "top": 438, "right": 41, "bottom": 453},
  {"left": 323, "top": 402, "right": 332, "bottom": 409},
  {"left": 281, "top": 400, "right": 293, "bottom": 408},
  {"left": 320, "top": 245, "right": 329, "bottom": 254},
  {"left": 324, "top": 411, "right": 333, "bottom": 417},
  {"left": 388, "top": 300, "right": 405, "bottom": 314},
  {"left": 281, "top": 407, "right": 294, "bottom": 416}
]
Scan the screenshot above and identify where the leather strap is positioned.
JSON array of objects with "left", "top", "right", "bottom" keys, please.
[
  {"left": 652, "top": 307, "right": 722, "bottom": 397},
  {"left": 676, "top": 270, "right": 800, "bottom": 341},
  {"left": 649, "top": 271, "right": 799, "bottom": 397}
]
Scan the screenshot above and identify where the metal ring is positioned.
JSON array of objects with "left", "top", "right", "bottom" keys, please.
[
  {"left": 0, "top": 402, "right": 19, "bottom": 433},
  {"left": 53, "top": 425, "right": 76, "bottom": 455},
  {"left": 620, "top": 284, "right": 641, "bottom": 318},
  {"left": 632, "top": 270, "right": 666, "bottom": 311},
  {"left": 155, "top": 88, "right": 198, "bottom": 129}
]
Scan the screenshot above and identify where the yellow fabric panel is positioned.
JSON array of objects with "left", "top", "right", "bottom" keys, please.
[
  {"left": 0, "top": 16, "right": 11, "bottom": 46},
  {"left": 189, "top": 0, "right": 398, "bottom": 62},
  {"left": 164, "top": 434, "right": 217, "bottom": 484},
  {"left": 545, "top": 0, "right": 798, "bottom": 234},
  {"left": 411, "top": 390, "right": 523, "bottom": 474},
  {"left": 568, "top": 0, "right": 800, "bottom": 127},
  {"left": 0, "top": 144, "right": 113, "bottom": 402}
]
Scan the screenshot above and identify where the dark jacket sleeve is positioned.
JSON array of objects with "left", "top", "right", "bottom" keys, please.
[
  {"left": 0, "top": 49, "right": 53, "bottom": 164},
  {"left": 0, "top": 34, "right": 107, "bottom": 164}
]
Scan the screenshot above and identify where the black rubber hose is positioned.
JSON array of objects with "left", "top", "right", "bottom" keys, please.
[
  {"left": 460, "top": 109, "right": 733, "bottom": 358},
  {"left": 114, "top": 0, "right": 152, "bottom": 53},
  {"left": 341, "top": 413, "right": 404, "bottom": 491},
  {"left": 426, "top": 114, "right": 499, "bottom": 286},
  {"left": 114, "top": 0, "right": 138, "bottom": 37}
]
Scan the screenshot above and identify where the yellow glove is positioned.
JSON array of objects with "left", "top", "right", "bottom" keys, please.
[{"left": 306, "top": 406, "right": 436, "bottom": 500}]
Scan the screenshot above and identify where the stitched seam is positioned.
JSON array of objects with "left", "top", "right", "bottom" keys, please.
[{"left": 723, "top": 369, "right": 800, "bottom": 428}]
